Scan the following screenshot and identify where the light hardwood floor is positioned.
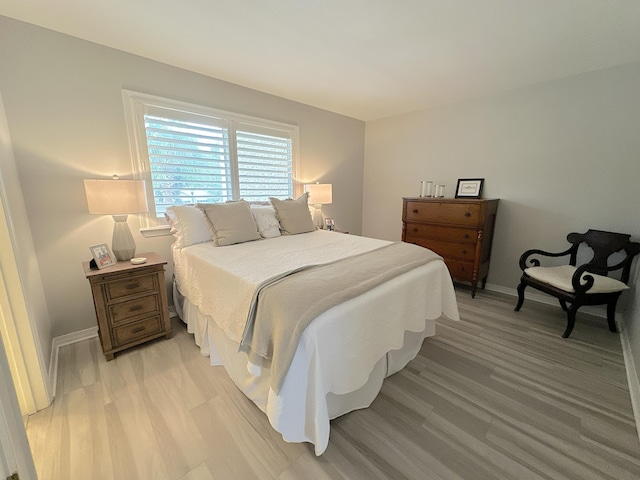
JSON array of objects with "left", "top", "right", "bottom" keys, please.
[{"left": 26, "top": 287, "right": 640, "bottom": 479}]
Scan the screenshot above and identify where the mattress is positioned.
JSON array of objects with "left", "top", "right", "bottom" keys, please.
[{"left": 172, "top": 230, "right": 459, "bottom": 454}]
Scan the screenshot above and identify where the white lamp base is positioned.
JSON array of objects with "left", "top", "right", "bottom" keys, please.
[
  {"left": 111, "top": 214, "right": 136, "bottom": 261},
  {"left": 312, "top": 205, "right": 324, "bottom": 229}
]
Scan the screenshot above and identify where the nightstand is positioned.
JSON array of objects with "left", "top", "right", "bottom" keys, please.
[{"left": 83, "top": 252, "right": 172, "bottom": 360}]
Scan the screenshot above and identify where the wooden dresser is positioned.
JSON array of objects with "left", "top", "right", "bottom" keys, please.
[
  {"left": 83, "top": 252, "right": 172, "bottom": 360},
  {"left": 402, "top": 198, "right": 499, "bottom": 297}
]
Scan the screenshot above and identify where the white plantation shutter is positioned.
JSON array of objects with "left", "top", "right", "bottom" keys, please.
[
  {"left": 144, "top": 113, "right": 232, "bottom": 217},
  {"left": 123, "top": 90, "right": 299, "bottom": 226},
  {"left": 236, "top": 126, "right": 294, "bottom": 201}
]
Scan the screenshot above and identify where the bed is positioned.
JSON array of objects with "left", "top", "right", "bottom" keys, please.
[{"left": 167, "top": 199, "right": 459, "bottom": 455}]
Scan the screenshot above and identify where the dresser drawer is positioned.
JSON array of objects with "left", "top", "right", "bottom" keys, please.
[
  {"left": 405, "top": 237, "right": 476, "bottom": 261},
  {"left": 444, "top": 259, "right": 475, "bottom": 282},
  {"left": 405, "top": 201, "right": 482, "bottom": 226},
  {"left": 109, "top": 295, "right": 159, "bottom": 324},
  {"left": 112, "top": 315, "right": 163, "bottom": 346},
  {"left": 404, "top": 223, "right": 477, "bottom": 245}
]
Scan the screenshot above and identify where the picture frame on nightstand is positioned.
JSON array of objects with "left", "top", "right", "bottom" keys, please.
[
  {"left": 89, "top": 243, "right": 116, "bottom": 269},
  {"left": 325, "top": 218, "right": 335, "bottom": 231}
]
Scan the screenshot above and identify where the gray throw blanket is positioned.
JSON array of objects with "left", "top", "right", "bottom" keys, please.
[{"left": 239, "top": 241, "right": 442, "bottom": 394}]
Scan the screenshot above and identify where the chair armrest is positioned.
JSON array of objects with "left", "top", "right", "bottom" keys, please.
[
  {"left": 571, "top": 264, "right": 598, "bottom": 294},
  {"left": 518, "top": 246, "right": 575, "bottom": 271}
]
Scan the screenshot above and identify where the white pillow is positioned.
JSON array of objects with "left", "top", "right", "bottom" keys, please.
[
  {"left": 164, "top": 205, "right": 212, "bottom": 249},
  {"left": 525, "top": 265, "right": 629, "bottom": 294},
  {"left": 251, "top": 205, "right": 281, "bottom": 238},
  {"left": 198, "top": 201, "right": 261, "bottom": 246},
  {"left": 270, "top": 193, "right": 316, "bottom": 235}
]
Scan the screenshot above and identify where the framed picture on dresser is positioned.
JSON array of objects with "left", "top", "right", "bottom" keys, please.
[{"left": 455, "top": 178, "right": 484, "bottom": 198}]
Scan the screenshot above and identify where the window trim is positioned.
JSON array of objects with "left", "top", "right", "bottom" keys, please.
[{"left": 122, "top": 89, "right": 301, "bottom": 232}]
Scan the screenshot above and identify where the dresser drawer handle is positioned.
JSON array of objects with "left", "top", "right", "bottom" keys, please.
[
  {"left": 462, "top": 233, "right": 469, "bottom": 239},
  {"left": 125, "top": 282, "right": 140, "bottom": 290},
  {"left": 129, "top": 305, "right": 143, "bottom": 312},
  {"left": 131, "top": 326, "right": 146, "bottom": 334},
  {"left": 461, "top": 249, "right": 467, "bottom": 255},
  {"left": 464, "top": 212, "right": 471, "bottom": 217},
  {"left": 413, "top": 228, "right": 418, "bottom": 232},
  {"left": 412, "top": 209, "right": 419, "bottom": 214}
]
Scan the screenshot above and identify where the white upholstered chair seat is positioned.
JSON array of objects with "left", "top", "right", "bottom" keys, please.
[{"left": 525, "top": 265, "right": 628, "bottom": 294}]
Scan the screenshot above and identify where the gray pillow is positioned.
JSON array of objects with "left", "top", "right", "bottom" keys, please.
[
  {"left": 270, "top": 193, "right": 316, "bottom": 235},
  {"left": 198, "top": 201, "right": 261, "bottom": 246}
]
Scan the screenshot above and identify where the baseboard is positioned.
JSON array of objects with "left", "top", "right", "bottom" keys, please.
[
  {"left": 48, "top": 326, "right": 98, "bottom": 398},
  {"left": 620, "top": 329, "right": 640, "bottom": 445}
]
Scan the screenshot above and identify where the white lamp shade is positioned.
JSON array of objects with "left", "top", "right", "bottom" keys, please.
[
  {"left": 84, "top": 179, "right": 148, "bottom": 214},
  {"left": 304, "top": 183, "right": 332, "bottom": 205}
]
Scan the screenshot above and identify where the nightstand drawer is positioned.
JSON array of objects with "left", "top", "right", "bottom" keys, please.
[
  {"left": 107, "top": 274, "right": 156, "bottom": 300},
  {"left": 109, "top": 295, "right": 159, "bottom": 324},
  {"left": 113, "top": 316, "right": 163, "bottom": 346}
]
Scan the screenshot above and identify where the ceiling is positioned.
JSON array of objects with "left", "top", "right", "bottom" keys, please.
[{"left": 1, "top": 1, "right": 639, "bottom": 121}]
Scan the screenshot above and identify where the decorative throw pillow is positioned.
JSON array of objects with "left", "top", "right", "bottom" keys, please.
[
  {"left": 270, "top": 193, "right": 316, "bottom": 235},
  {"left": 250, "top": 205, "right": 281, "bottom": 238},
  {"left": 164, "top": 205, "right": 212, "bottom": 248},
  {"left": 198, "top": 200, "right": 261, "bottom": 246}
]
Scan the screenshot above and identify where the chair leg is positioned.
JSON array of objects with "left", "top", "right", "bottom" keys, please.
[
  {"left": 559, "top": 300, "right": 568, "bottom": 312},
  {"left": 607, "top": 297, "right": 619, "bottom": 333},
  {"left": 562, "top": 304, "right": 579, "bottom": 338},
  {"left": 514, "top": 282, "right": 526, "bottom": 311}
]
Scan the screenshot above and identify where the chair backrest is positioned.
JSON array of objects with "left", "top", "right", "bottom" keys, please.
[{"left": 566, "top": 229, "right": 640, "bottom": 283}]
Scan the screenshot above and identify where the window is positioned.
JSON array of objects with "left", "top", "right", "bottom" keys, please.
[{"left": 123, "top": 90, "right": 299, "bottom": 229}]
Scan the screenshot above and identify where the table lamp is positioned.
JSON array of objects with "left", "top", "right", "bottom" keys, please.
[
  {"left": 304, "top": 183, "right": 332, "bottom": 229},
  {"left": 84, "top": 177, "right": 148, "bottom": 261}
]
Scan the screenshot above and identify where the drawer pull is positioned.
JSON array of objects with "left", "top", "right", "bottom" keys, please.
[
  {"left": 131, "top": 326, "right": 146, "bottom": 334},
  {"left": 125, "top": 282, "right": 140, "bottom": 290},
  {"left": 462, "top": 233, "right": 469, "bottom": 239},
  {"left": 412, "top": 209, "right": 419, "bottom": 214},
  {"left": 464, "top": 212, "right": 471, "bottom": 217},
  {"left": 413, "top": 228, "right": 418, "bottom": 232},
  {"left": 129, "top": 305, "right": 143, "bottom": 312},
  {"left": 461, "top": 249, "right": 467, "bottom": 255}
]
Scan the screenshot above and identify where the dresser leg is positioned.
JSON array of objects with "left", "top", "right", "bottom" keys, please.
[{"left": 105, "top": 352, "right": 115, "bottom": 361}]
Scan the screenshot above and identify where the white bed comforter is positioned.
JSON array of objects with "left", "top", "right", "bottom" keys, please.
[
  {"left": 173, "top": 230, "right": 459, "bottom": 454},
  {"left": 174, "top": 230, "right": 397, "bottom": 342}
]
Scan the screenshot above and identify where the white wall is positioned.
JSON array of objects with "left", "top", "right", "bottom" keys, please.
[
  {"left": 363, "top": 60, "right": 640, "bottom": 398},
  {"left": 363, "top": 61, "right": 640, "bottom": 270},
  {"left": 0, "top": 17, "right": 365, "bottom": 337}
]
